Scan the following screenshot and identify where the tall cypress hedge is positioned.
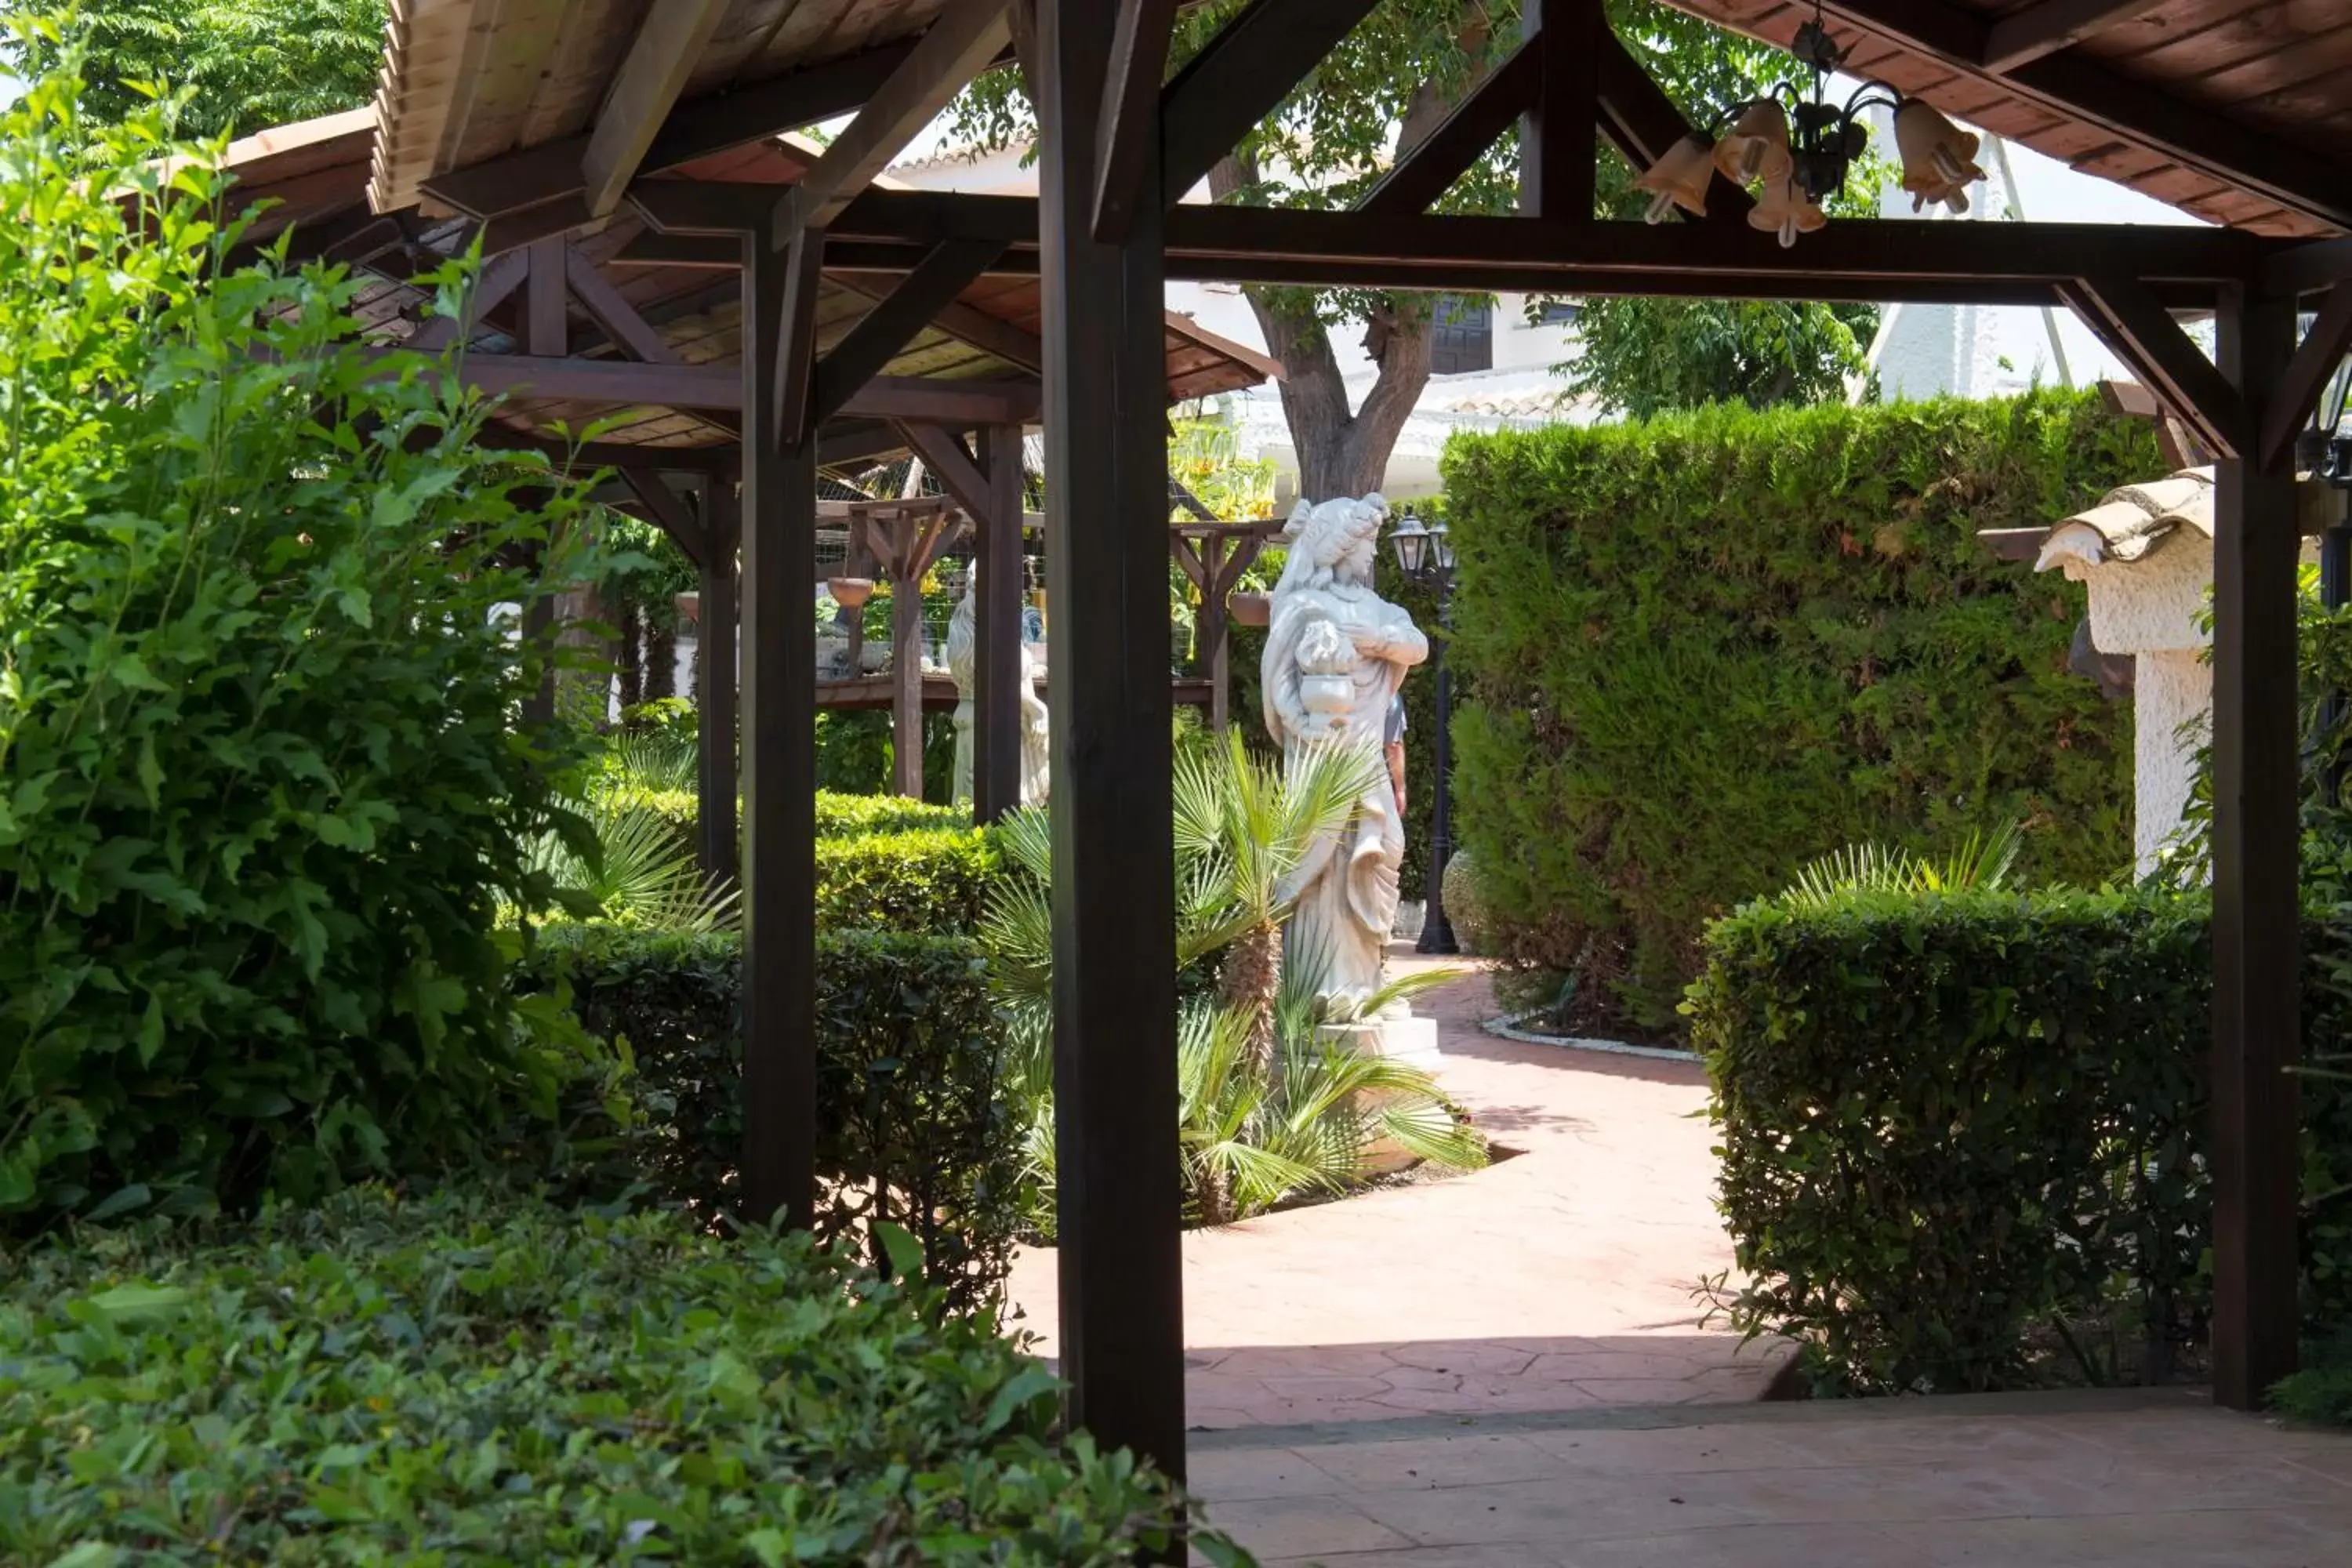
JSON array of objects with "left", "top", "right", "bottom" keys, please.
[{"left": 1440, "top": 389, "right": 2160, "bottom": 1032}]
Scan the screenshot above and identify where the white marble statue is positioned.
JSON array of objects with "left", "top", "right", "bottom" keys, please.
[
  {"left": 946, "top": 567, "right": 1050, "bottom": 806},
  {"left": 1262, "top": 494, "right": 1429, "bottom": 1018}
]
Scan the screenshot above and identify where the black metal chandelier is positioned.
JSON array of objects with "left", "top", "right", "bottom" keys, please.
[{"left": 1635, "top": 5, "right": 1988, "bottom": 247}]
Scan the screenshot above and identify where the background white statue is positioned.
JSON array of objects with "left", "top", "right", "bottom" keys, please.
[
  {"left": 1261, "top": 494, "right": 1428, "bottom": 1017},
  {"left": 946, "top": 565, "right": 1050, "bottom": 806}
]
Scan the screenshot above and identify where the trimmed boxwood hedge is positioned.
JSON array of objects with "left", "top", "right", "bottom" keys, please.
[
  {"left": 522, "top": 926, "right": 1025, "bottom": 1314},
  {"left": 598, "top": 789, "right": 1000, "bottom": 932},
  {"left": 0, "top": 1186, "right": 1233, "bottom": 1564},
  {"left": 1442, "top": 390, "right": 2158, "bottom": 1031},
  {"left": 1689, "top": 886, "right": 2352, "bottom": 1396}
]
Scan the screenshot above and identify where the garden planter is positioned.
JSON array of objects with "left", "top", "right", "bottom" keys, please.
[
  {"left": 1319, "top": 1016, "right": 1443, "bottom": 1175},
  {"left": 1227, "top": 590, "right": 1269, "bottom": 627}
]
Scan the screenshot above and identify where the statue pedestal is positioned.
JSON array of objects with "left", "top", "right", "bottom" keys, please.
[{"left": 1319, "top": 1014, "right": 1443, "bottom": 1174}]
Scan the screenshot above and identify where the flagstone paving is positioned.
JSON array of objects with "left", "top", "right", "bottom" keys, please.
[
  {"left": 1006, "top": 952, "right": 1786, "bottom": 1429},
  {"left": 1183, "top": 1390, "right": 2352, "bottom": 1566}
]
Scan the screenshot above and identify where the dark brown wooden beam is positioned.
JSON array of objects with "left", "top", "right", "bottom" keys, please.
[
  {"left": 619, "top": 465, "right": 708, "bottom": 568},
  {"left": 582, "top": 0, "right": 733, "bottom": 217},
  {"left": 770, "top": 3, "right": 1014, "bottom": 244},
  {"left": 815, "top": 187, "right": 2257, "bottom": 285},
  {"left": 2208, "top": 282, "right": 2303, "bottom": 1412},
  {"left": 1815, "top": 0, "right": 2352, "bottom": 231},
  {"left": 812, "top": 238, "right": 1005, "bottom": 425},
  {"left": 896, "top": 421, "right": 993, "bottom": 521},
  {"left": 612, "top": 230, "right": 746, "bottom": 268},
  {"left": 2260, "top": 285, "right": 2352, "bottom": 470},
  {"left": 1594, "top": 32, "right": 1751, "bottom": 224},
  {"left": 1039, "top": 0, "right": 1188, "bottom": 1487},
  {"left": 470, "top": 431, "right": 737, "bottom": 472},
  {"left": 2264, "top": 237, "right": 2352, "bottom": 301},
  {"left": 565, "top": 245, "right": 682, "bottom": 365},
  {"left": 772, "top": 230, "right": 826, "bottom": 445},
  {"left": 1159, "top": 0, "right": 1382, "bottom": 206},
  {"left": 1094, "top": 0, "right": 1181, "bottom": 241},
  {"left": 974, "top": 423, "right": 1026, "bottom": 822},
  {"left": 1357, "top": 41, "right": 1537, "bottom": 219},
  {"left": 833, "top": 272, "right": 1046, "bottom": 372},
  {"left": 409, "top": 248, "right": 531, "bottom": 352},
  {"left": 818, "top": 419, "right": 913, "bottom": 467},
  {"left": 1981, "top": 0, "right": 2164, "bottom": 73},
  {"left": 423, "top": 41, "right": 916, "bottom": 225},
  {"left": 524, "top": 238, "right": 569, "bottom": 357},
  {"left": 1521, "top": 0, "right": 1599, "bottom": 223},
  {"left": 698, "top": 473, "right": 741, "bottom": 884},
  {"left": 736, "top": 235, "right": 818, "bottom": 1235},
  {"left": 2064, "top": 276, "right": 2249, "bottom": 458}
]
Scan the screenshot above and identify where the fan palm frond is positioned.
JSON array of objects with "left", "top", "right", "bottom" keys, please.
[{"left": 1784, "top": 819, "right": 2025, "bottom": 907}]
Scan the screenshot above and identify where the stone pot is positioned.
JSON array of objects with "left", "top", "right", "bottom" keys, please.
[
  {"left": 826, "top": 575, "right": 875, "bottom": 608},
  {"left": 1227, "top": 590, "right": 1270, "bottom": 627}
]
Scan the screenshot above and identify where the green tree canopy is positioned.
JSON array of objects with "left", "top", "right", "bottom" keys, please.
[{"left": 12, "top": 0, "right": 386, "bottom": 139}]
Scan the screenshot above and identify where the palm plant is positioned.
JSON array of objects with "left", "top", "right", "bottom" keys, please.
[
  {"left": 1004, "top": 964, "right": 1489, "bottom": 1230},
  {"left": 1781, "top": 819, "right": 2024, "bottom": 907},
  {"left": 1175, "top": 729, "right": 1386, "bottom": 1069},
  {"left": 596, "top": 728, "right": 699, "bottom": 795},
  {"left": 520, "top": 792, "right": 739, "bottom": 933}
]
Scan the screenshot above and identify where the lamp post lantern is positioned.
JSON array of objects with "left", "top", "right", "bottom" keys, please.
[{"left": 1388, "top": 507, "right": 1458, "bottom": 956}]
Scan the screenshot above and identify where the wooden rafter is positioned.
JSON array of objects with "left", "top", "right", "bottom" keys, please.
[
  {"left": 1813, "top": 0, "right": 2352, "bottom": 232},
  {"left": 813, "top": 239, "right": 1007, "bottom": 426},
  {"left": 408, "top": 248, "right": 532, "bottom": 351},
  {"left": 618, "top": 466, "right": 708, "bottom": 568},
  {"left": 2259, "top": 285, "right": 2352, "bottom": 470},
  {"left": 580, "top": 0, "right": 733, "bottom": 218},
  {"left": 564, "top": 245, "right": 681, "bottom": 364},
  {"left": 834, "top": 274, "right": 1046, "bottom": 373},
  {"left": 1594, "top": 32, "right": 1751, "bottom": 223},
  {"left": 1980, "top": 0, "right": 2165, "bottom": 74},
  {"left": 1093, "top": 0, "right": 1181, "bottom": 241},
  {"left": 895, "top": 423, "right": 993, "bottom": 524},
  {"left": 2062, "top": 276, "right": 2249, "bottom": 459},
  {"left": 1158, "top": 0, "right": 1382, "bottom": 205},
  {"left": 422, "top": 41, "right": 917, "bottom": 230},
  {"left": 2264, "top": 237, "right": 2352, "bottom": 300},
  {"left": 1356, "top": 42, "right": 1537, "bottom": 219},
  {"left": 769, "top": 2, "right": 1014, "bottom": 245}
]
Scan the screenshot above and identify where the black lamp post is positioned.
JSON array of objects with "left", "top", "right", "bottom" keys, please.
[{"left": 1388, "top": 508, "right": 1458, "bottom": 955}]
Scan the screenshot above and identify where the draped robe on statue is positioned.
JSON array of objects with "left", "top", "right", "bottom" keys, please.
[{"left": 1261, "top": 495, "right": 1429, "bottom": 1018}]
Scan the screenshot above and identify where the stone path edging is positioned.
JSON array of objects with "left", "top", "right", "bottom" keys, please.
[{"left": 1482, "top": 1010, "right": 1702, "bottom": 1063}]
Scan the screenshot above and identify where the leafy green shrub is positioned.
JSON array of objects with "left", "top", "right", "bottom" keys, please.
[
  {"left": 0, "top": 52, "right": 602, "bottom": 1228},
  {"left": 0, "top": 1186, "right": 1232, "bottom": 1564},
  {"left": 1443, "top": 390, "right": 2156, "bottom": 1031},
  {"left": 2274, "top": 1333, "right": 2352, "bottom": 1427},
  {"left": 522, "top": 926, "right": 1026, "bottom": 1312},
  {"left": 1690, "top": 886, "right": 2352, "bottom": 1395},
  {"left": 817, "top": 791, "right": 973, "bottom": 837},
  {"left": 817, "top": 825, "right": 1004, "bottom": 933}
]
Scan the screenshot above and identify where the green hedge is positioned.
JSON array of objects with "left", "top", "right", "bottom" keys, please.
[
  {"left": 522, "top": 925, "right": 1025, "bottom": 1313},
  {"left": 0, "top": 1187, "right": 1225, "bottom": 1564},
  {"left": 1690, "top": 887, "right": 2352, "bottom": 1396},
  {"left": 591, "top": 789, "right": 1000, "bottom": 932},
  {"left": 1442, "top": 390, "right": 2157, "bottom": 1030}
]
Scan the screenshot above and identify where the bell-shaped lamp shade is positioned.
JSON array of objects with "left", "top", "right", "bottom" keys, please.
[
  {"left": 1894, "top": 99, "right": 1985, "bottom": 216},
  {"left": 1636, "top": 135, "right": 1715, "bottom": 223},
  {"left": 1748, "top": 173, "right": 1828, "bottom": 249},
  {"left": 1712, "top": 101, "right": 1793, "bottom": 189},
  {"left": 1388, "top": 510, "right": 1429, "bottom": 576},
  {"left": 1427, "top": 519, "right": 1456, "bottom": 573}
]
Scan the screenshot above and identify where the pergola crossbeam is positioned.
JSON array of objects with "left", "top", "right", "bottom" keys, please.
[
  {"left": 2064, "top": 275, "right": 2250, "bottom": 458},
  {"left": 1158, "top": 0, "right": 1382, "bottom": 205},
  {"left": 1093, "top": 0, "right": 1181, "bottom": 241},
  {"left": 768, "top": 2, "right": 1014, "bottom": 246},
  {"left": 580, "top": 0, "right": 733, "bottom": 218},
  {"left": 1356, "top": 41, "right": 1537, "bottom": 219}
]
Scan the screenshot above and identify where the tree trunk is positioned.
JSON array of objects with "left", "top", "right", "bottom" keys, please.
[
  {"left": 1219, "top": 920, "right": 1285, "bottom": 1080},
  {"left": 1205, "top": 35, "right": 1482, "bottom": 503},
  {"left": 645, "top": 622, "right": 677, "bottom": 702},
  {"left": 616, "top": 602, "right": 645, "bottom": 713}
]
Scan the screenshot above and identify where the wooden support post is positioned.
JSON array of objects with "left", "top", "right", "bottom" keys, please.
[
  {"left": 738, "top": 234, "right": 818, "bottom": 1234},
  {"left": 1202, "top": 537, "right": 1232, "bottom": 733},
  {"left": 974, "top": 423, "right": 1027, "bottom": 822},
  {"left": 1040, "top": 0, "right": 1187, "bottom": 1486},
  {"left": 1521, "top": 0, "right": 1599, "bottom": 223},
  {"left": 891, "top": 528, "right": 927, "bottom": 798},
  {"left": 700, "top": 472, "right": 741, "bottom": 883},
  {"left": 2209, "top": 282, "right": 2303, "bottom": 1411},
  {"left": 520, "top": 592, "right": 557, "bottom": 728}
]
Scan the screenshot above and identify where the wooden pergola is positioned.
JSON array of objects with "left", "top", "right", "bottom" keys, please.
[{"left": 337, "top": 0, "right": 2352, "bottom": 1482}]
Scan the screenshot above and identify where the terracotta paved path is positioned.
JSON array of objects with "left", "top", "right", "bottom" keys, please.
[
  {"left": 1006, "top": 952, "right": 1783, "bottom": 1428},
  {"left": 1185, "top": 1389, "right": 2352, "bottom": 1566}
]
